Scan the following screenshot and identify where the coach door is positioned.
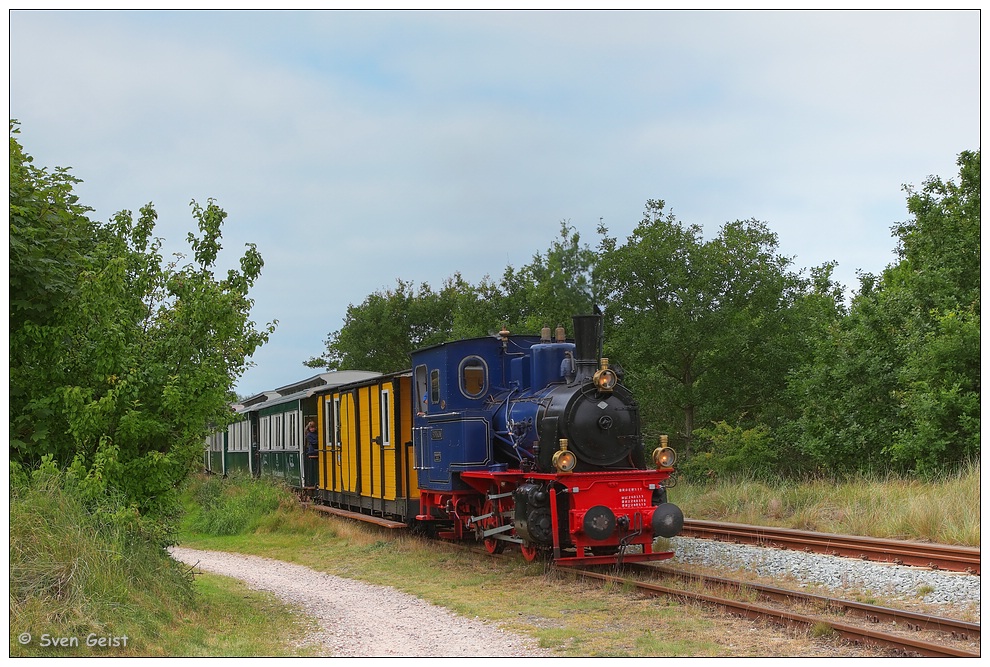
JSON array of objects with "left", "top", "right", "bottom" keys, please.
[
  {"left": 337, "top": 390, "right": 360, "bottom": 495},
  {"left": 250, "top": 412, "right": 260, "bottom": 477},
  {"left": 321, "top": 395, "right": 336, "bottom": 492},
  {"left": 363, "top": 381, "right": 398, "bottom": 508},
  {"left": 378, "top": 382, "right": 398, "bottom": 503}
]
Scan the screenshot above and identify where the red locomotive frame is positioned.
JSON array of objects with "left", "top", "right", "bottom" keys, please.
[{"left": 416, "top": 466, "right": 677, "bottom": 565}]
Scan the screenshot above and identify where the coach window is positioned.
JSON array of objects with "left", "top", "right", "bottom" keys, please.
[
  {"left": 380, "top": 389, "right": 392, "bottom": 448},
  {"left": 459, "top": 356, "right": 488, "bottom": 399}
]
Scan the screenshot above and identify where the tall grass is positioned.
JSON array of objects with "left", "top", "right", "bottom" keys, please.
[
  {"left": 671, "top": 459, "right": 980, "bottom": 546},
  {"left": 10, "top": 470, "right": 323, "bottom": 656},
  {"left": 181, "top": 473, "right": 301, "bottom": 536},
  {"left": 9, "top": 471, "right": 194, "bottom": 655}
]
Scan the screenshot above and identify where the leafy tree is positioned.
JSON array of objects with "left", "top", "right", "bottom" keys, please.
[
  {"left": 449, "top": 274, "right": 511, "bottom": 339},
  {"left": 9, "top": 124, "right": 275, "bottom": 526},
  {"left": 595, "top": 199, "right": 826, "bottom": 461},
  {"left": 891, "top": 150, "right": 980, "bottom": 468},
  {"left": 499, "top": 220, "right": 598, "bottom": 334},
  {"left": 786, "top": 273, "right": 906, "bottom": 473},
  {"left": 9, "top": 123, "right": 99, "bottom": 451},
  {"left": 789, "top": 150, "right": 980, "bottom": 474}
]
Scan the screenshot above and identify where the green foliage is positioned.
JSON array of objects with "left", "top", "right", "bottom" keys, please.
[
  {"left": 183, "top": 474, "right": 297, "bottom": 536},
  {"left": 683, "top": 421, "right": 778, "bottom": 481},
  {"left": 595, "top": 200, "right": 836, "bottom": 459},
  {"left": 498, "top": 220, "right": 598, "bottom": 333},
  {"left": 894, "top": 306, "right": 980, "bottom": 466},
  {"left": 789, "top": 150, "right": 980, "bottom": 475},
  {"left": 8, "top": 122, "right": 96, "bottom": 332},
  {"left": 9, "top": 470, "right": 194, "bottom": 649},
  {"left": 9, "top": 123, "right": 275, "bottom": 526}
]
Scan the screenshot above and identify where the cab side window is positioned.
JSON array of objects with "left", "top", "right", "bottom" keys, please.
[{"left": 459, "top": 356, "right": 487, "bottom": 398}]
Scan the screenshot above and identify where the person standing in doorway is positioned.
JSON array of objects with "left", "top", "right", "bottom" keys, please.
[{"left": 305, "top": 421, "right": 318, "bottom": 487}]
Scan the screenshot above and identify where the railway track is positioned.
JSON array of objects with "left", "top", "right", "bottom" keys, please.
[
  {"left": 392, "top": 524, "right": 979, "bottom": 656},
  {"left": 571, "top": 563, "right": 981, "bottom": 658},
  {"left": 680, "top": 519, "right": 981, "bottom": 575}
]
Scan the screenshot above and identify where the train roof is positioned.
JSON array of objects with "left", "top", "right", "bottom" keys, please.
[
  {"left": 312, "top": 368, "right": 412, "bottom": 394},
  {"left": 411, "top": 333, "right": 543, "bottom": 355},
  {"left": 236, "top": 370, "right": 382, "bottom": 412}
]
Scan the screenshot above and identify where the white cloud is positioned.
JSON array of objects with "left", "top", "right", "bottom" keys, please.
[{"left": 9, "top": 9, "right": 979, "bottom": 395}]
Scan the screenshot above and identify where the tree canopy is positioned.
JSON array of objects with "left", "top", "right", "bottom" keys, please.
[
  {"left": 308, "top": 151, "right": 979, "bottom": 478},
  {"left": 788, "top": 150, "right": 980, "bottom": 475},
  {"left": 9, "top": 123, "right": 275, "bottom": 526},
  {"left": 594, "top": 200, "right": 844, "bottom": 470}
]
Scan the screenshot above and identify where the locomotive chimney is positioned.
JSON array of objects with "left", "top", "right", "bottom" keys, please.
[{"left": 571, "top": 314, "right": 602, "bottom": 382}]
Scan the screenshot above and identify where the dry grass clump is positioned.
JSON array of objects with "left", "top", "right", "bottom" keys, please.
[{"left": 671, "top": 460, "right": 979, "bottom": 545}]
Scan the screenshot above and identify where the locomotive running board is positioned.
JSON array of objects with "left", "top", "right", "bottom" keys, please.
[{"left": 304, "top": 502, "right": 408, "bottom": 530}]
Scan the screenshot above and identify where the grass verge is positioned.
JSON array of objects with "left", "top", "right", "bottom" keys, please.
[
  {"left": 14, "top": 466, "right": 975, "bottom": 657},
  {"left": 8, "top": 472, "right": 316, "bottom": 657},
  {"left": 670, "top": 460, "right": 980, "bottom": 546}
]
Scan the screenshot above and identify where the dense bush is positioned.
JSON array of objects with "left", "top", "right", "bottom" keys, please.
[
  {"left": 9, "top": 122, "right": 274, "bottom": 528},
  {"left": 679, "top": 422, "right": 780, "bottom": 482}
]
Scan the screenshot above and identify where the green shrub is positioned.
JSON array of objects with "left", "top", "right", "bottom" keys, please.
[
  {"left": 680, "top": 421, "right": 778, "bottom": 482},
  {"left": 183, "top": 474, "right": 295, "bottom": 536}
]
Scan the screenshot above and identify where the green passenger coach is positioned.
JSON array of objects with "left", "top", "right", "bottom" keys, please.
[{"left": 206, "top": 372, "right": 382, "bottom": 485}]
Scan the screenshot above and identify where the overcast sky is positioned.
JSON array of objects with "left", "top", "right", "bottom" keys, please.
[{"left": 8, "top": 9, "right": 981, "bottom": 397}]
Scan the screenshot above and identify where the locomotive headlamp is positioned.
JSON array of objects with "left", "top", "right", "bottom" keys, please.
[
  {"left": 552, "top": 439, "right": 578, "bottom": 473},
  {"left": 593, "top": 358, "right": 618, "bottom": 393},
  {"left": 652, "top": 446, "right": 676, "bottom": 468}
]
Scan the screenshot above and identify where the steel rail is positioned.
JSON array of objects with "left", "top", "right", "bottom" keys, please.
[
  {"left": 680, "top": 519, "right": 981, "bottom": 575},
  {"left": 634, "top": 563, "right": 980, "bottom": 641},
  {"left": 572, "top": 567, "right": 980, "bottom": 658}
]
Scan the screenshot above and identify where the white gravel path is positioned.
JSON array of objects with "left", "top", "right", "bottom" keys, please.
[{"left": 169, "top": 547, "right": 554, "bottom": 657}]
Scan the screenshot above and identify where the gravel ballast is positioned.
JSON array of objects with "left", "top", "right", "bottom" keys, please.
[{"left": 668, "top": 537, "right": 981, "bottom": 612}]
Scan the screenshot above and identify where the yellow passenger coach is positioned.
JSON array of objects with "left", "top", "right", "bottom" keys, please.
[{"left": 314, "top": 371, "right": 419, "bottom": 525}]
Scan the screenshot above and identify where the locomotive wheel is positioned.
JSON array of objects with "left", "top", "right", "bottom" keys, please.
[
  {"left": 520, "top": 543, "right": 539, "bottom": 561},
  {"left": 481, "top": 499, "right": 506, "bottom": 555}
]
